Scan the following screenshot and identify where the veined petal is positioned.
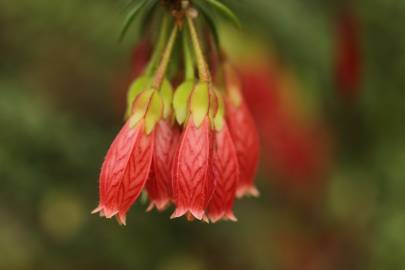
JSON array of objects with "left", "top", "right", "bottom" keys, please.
[
  {"left": 93, "top": 120, "right": 154, "bottom": 225},
  {"left": 207, "top": 124, "right": 239, "bottom": 223},
  {"left": 146, "top": 120, "right": 180, "bottom": 211},
  {"left": 171, "top": 117, "right": 215, "bottom": 220}
]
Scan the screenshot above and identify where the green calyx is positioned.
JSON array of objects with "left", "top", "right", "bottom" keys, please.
[
  {"left": 190, "top": 82, "right": 210, "bottom": 127},
  {"left": 129, "top": 89, "right": 154, "bottom": 128},
  {"left": 160, "top": 79, "right": 173, "bottom": 119},
  {"left": 213, "top": 89, "right": 225, "bottom": 131},
  {"left": 126, "top": 76, "right": 152, "bottom": 119},
  {"left": 126, "top": 76, "right": 171, "bottom": 124},
  {"left": 144, "top": 91, "right": 163, "bottom": 134},
  {"left": 173, "top": 80, "right": 194, "bottom": 125},
  {"left": 128, "top": 89, "right": 163, "bottom": 134},
  {"left": 224, "top": 64, "right": 243, "bottom": 107},
  {"left": 228, "top": 84, "right": 242, "bottom": 107}
]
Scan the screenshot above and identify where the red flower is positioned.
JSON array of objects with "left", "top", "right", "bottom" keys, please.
[
  {"left": 335, "top": 7, "right": 362, "bottom": 102},
  {"left": 146, "top": 120, "right": 180, "bottom": 211},
  {"left": 92, "top": 119, "right": 155, "bottom": 225},
  {"left": 93, "top": 89, "right": 164, "bottom": 225},
  {"left": 224, "top": 64, "right": 260, "bottom": 198},
  {"left": 239, "top": 63, "right": 332, "bottom": 191},
  {"left": 206, "top": 123, "right": 239, "bottom": 222},
  {"left": 171, "top": 116, "right": 215, "bottom": 220}
]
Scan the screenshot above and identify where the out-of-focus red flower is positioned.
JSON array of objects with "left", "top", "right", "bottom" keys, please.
[
  {"left": 110, "top": 39, "right": 153, "bottom": 118},
  {"left": 224, "top": 64, "right": 260, "bottom": 198},
  {"left": 131, "top": 39, "right": 153, "bottom": 79},
  {"left": 239, "top": 62, "right": 332, "bottom": 192},
  {"left": 335, "top": 7, "right": 362, "bottom": 102}
]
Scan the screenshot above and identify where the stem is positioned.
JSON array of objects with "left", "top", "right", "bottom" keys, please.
[
  {"left": 183, "top": 27, "right": 195, "bottom": 80},
  {"left": 187, "top": 16, "right": 210, "bottom": 82},
  {"left": 145, "top": 15, "right": 170, "bottom": 76},
  {"left": 151, "top": 25, "right": 179, "bottom": 89}
]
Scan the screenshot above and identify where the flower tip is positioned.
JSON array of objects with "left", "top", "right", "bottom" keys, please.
[
  {"left": 208, "top": 214, "right": 222, "bottom": 223},
  {"left": 146, "top": 203, "right": 155, "bottom": 212},
  {"left": 202, "top": 215, "right": 210, "bottom": 224},
  {"left": 225, "top": 212, "right": 238, "bottom": 222},
  {"left": 116, "top": 214, "right": 127, "bottom": 226},
  {"left": 91, "top": 205, "right": 102, "bottom": 215},
  {"left": 236, "top": 186, "right": 260, "bottom": 198},
  {"left": 104, "top": 208, "right": 119, "bottom": 219},
  {"left": 170, "top": 208, "right": 187, "bottom": 219},
  {"left": 147, "top": 200, "right": 170, "bottom": 212},
  {"left": 189, "top": 209, "right": 205, "bottom": 221}
]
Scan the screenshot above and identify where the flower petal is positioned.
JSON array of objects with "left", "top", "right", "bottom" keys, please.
[
  {"left": 93, "top": 120, "right": 154, "bottom": 224},
  {"left": 171, "top": 117, "right": 215, "bottom": 220},
  {"left": 146, "top": 120, "right": 180, "bottom": 211},
  {"left": 207, "top": 124, "right": 239, "bottom": 222}
]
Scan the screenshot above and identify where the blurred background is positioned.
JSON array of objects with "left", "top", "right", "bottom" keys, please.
[{"left": 1, "top": 0, "right": 405, "bottom": 269}]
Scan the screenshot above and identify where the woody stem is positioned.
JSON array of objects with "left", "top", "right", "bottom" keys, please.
[
  {"left": 187, "top": 16, "right": 210, "bottom": 83},
  {"left": 151, "top": 24, "right": 179, "bottom": 89}
]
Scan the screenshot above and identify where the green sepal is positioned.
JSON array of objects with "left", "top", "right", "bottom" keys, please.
[
  {"left": 190, "top": 82, "right": 209, "bottom": 127},
  {"left": 129, "top": 89, "right": 154, "bottom": 128},
  {"left": 213, "top": 90, "right": 225, "bottom": 131},
  {"left": 208, "top": 87, "right": 218, "bottom": 120},
  {"left": 173, "top": 80, "right": 194, "bottom": 125},
  {"left": 160, "top": 79, "right": 173, "bottom": 119},
  {"left": 126, "top": 76, "right": 152, "bottom": 119},
  {"left": 144, "top": 91, "right": 163, "bottom": 134},
  {"left": 228, "top": 84, "right": 242, "bottom": 107}
]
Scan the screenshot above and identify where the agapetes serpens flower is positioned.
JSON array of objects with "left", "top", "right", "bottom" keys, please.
[
  {"left": 93, "top": 0, "right": 260, "bottom": 224},
  {"left": 224, "top": 63, "right": 260, "bottom": 198}
]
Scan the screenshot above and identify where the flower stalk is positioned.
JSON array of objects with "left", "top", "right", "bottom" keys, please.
[
  {"left": 187, "top": 15, "right": 211, "bottom": 83},
  {"left": 151, "top": 24, "right": 179, "bottom": 89}
]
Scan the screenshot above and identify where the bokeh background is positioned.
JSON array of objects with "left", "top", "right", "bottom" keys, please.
[{"left": 1, "top": 0, "right": 405, "bottom": 269}]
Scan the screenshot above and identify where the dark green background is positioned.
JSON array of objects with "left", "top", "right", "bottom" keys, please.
[{"left": 1, "top": 1, "right": 404, "bottom": 269}]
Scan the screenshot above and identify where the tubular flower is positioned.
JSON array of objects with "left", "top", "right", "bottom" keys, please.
[
  {"left": 93, "top": 0, "right": 260, "bottom": 224},
  {"left": 224, "top": 64, "right": 260, "bottom": 198},
  {"left": 206, "top": 94, "right": 239, "bottom": 222},
  {"left": 93, "top": 89, "right": 163, "bottom": 225},
  {"left": 146, "top": 119, "right": 180, "bottom": 211},
  {"left": 335, "top": 6, "right": 362, "bottom": 102},
  {"left": 171, "top": 82, "right": 216, "bottom": 221}
]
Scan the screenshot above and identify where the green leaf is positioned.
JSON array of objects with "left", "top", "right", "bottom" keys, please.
[
  {"left": 173, "top": 81, "right": 194, "bottom": 125},
  {"left": 119, "top": 0, "right": 149, "bottom": 42},
  {"left": 203, "top": 0, "right": 241, "bottom": 29},
  {"left": 144, "top": 91, "right": 163, "bottom": 134},
  {"left": 160, "top": 79, "right": 173, "bottom": 119},
  {"left": 190, "top": 82, "right": 209, "bottom": 127},
  {"left": 126, "top": 76, "right": 152, "bottom": 119}
]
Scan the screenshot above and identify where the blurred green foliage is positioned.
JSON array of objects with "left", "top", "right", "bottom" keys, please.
[{"left": 1, "top": 0, "right": 405, "bottom": 269}]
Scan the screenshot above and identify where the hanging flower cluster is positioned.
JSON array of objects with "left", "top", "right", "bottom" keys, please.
[{"left": 93, "top": 0, "right": 259, "bottom": 224}]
